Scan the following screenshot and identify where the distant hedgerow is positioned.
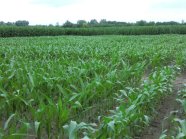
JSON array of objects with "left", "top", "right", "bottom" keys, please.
[{"left": 0, "top": 25, "right": 186, "bottom": 37}]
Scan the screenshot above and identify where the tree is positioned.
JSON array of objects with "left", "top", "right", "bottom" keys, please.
[
  {"left": 48, "top": 24, "right": 54, "bottom": 27},
  {"left": 15, "top": 20, "right": 29, "bottom": 26},
  {"left": 100, "top": 19, "right": 107, "bottom": 24},
  {"left": 6, "top": 22, "right": 15, "bottom": 26},
  {"left": 63, "top": 20, "right": 74, "bottom": 27},
  {"left": 0, "top": 21, "right": 5, "bottom": 25},
  {"left": 148, "top": 21, "right": 155, "bottom": 26},
  {"left": 136, "top": 20, "right": 147, "bottom": 26},
  {"left": 77, "top": 20, "right": 87, "bottom": 27},
  {"left": 56, "top": 22, "right": 60, "bottom": 27},
  {"left": 167, "top": 21, "right": 179, "bottom": 25},
  {"left": 89, "top": 19, "right": 98, "bottom": 26}
]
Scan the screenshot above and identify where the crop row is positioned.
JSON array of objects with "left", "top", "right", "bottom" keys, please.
[
  {"left": 64, "top": 65, "right": 179, "bottom": 138},
  {"left": 0, "top": 35, "right": 186, "bottom": 138},
  {"left": 1, "top": 25, "right": 186, "bottom": 37},
  {"left": 160, "top": 84, "right": 186, "bottom": 138}
]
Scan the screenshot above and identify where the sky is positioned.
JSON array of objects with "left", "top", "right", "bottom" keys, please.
[{"left": 0, "top": 0, "right": 186, "bottom": 25}]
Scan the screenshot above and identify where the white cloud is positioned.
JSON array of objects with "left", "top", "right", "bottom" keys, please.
[{"left": 0, "top": 0, "right": 185, "bottom": 25}]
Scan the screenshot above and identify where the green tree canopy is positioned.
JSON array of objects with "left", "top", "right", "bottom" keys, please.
[
  {"left": 77, "top": 20, "right": 87, "bottom": 27},
  {"left": 63, "top": 20, "right": 74, "bottom": 27},
  {"left": 15, "top": 20, "right": 29, "bottom": 26}
]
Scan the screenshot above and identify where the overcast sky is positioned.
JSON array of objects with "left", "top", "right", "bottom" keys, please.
[{"left": 0, "top": 0, "right": 186, "bottom": 25}]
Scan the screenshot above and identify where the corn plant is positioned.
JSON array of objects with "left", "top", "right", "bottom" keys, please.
[
  {"left": 159, "top": 84, "right": 186, "bottom": 139},
  {"left": 0, "top": 35, "right": 186, "bottom": 138}
]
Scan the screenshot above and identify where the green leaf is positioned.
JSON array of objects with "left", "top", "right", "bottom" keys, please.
[
  {"left": 176, "top": 132, "right": 185, "bottom": 139},
  {"left": 176, "top": 99, "right": 186, "bottom": 113},
  {"left": 69, "top": 93, "right": 80, "bottom": 102},
  {"left": 4, "top": 113, "right": 16, "bottom": 130},
  {"left": 74, "top": 101, "right": 82, "bottom": 108},
  {"left": 22, "top": 121, "right": 31, "bottom": 130},
  {"left": 57, "top": 84, "right": 69, "bottom": 99},
  {"left": 8, "top": 70, "right": 16, "bottom": 79},
  {"left": 126, "top": 104, "right": 136, "bottom": 114},
  {"left": 28, "top": 72, "right": 35, "bottom": 88},
  {"left": 0, "top": 88, "right": 8, "bottom": 98},
  {"left": 82, "top": 136, "right": 90, "bottom": 139},
  {"left": 159, "top": 134, "right": 167, "bottom": 139},
  {"left": 144, "top": 115, "right": 150, "bottom": 125},
  {"left": 120, "top": 90, "right": 128, "bottom": 98},
  {"left": 174, "top": 118, "right": 186, "bottom": 135},
  {"left": 107, "top": 121, "right": 115, "bottom": 132},
  {"left": 63, "top": 121, "right": 77, "bottom": 139},
  {"left": 34, "top": 121, "right": 41, "bottom": 135}
]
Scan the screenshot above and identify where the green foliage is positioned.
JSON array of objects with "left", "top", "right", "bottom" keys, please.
[
  {"left": 0, "top": 35, "right": 185, "bottom": 138},
  {"left": 89, "top": 19, "right": 98, "bottom": 26},
  {"left": 63, "top": 20, "right": 74, "bottom": 28},
  {"left": 15, "top": 20, "right": 29, "bottom": 26},
  {"left": 1, "top": 25, "right": 186, "bottom": 37},
  {"left": 93, "top": 66, "right": 178, "bottom": 138},
  {"left": 160, "top": 85, "right": 186, "bottom": 138},
  {"left": 77, "top": 20, "right": 88, "bottom": 27},
  {"left": 63, "top": 121, "right": 96, "bottom": 139}
]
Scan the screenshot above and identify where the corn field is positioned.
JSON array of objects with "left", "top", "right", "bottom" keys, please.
[
  {"left": 0, "top": 35, "right": 186, "bottom": 138},
  {"left": 1, "top": 25, "right": 186, "bottom": 37}
]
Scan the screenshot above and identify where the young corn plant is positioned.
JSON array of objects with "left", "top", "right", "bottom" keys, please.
[
  {"left": 64, "top": 65, "right": 178, "bottom": 138},
  {"left": 0, "top": 35, "right": 186, "bottom": 138},
  {"left": 159, "top": 84, "right": 186, "bottom": 139}
]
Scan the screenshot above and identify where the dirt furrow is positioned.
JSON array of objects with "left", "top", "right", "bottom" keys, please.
[{"left": 140, "top": 72, "right": 186, "bottom": 139}]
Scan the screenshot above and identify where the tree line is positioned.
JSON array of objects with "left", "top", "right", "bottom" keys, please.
[
  {"left": 63, "top": 19, "right": 186, "bottom": 27},
  {"left": 0, "top": 19, "right": 185, "bottom": 27},
  {"left": 0, "top": 20, "right": 29, "bottom": 26}
]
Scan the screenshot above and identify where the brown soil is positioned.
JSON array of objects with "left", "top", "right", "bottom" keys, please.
[{"left": 139, "top": 72, "right": 186, "bottom": 139}]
